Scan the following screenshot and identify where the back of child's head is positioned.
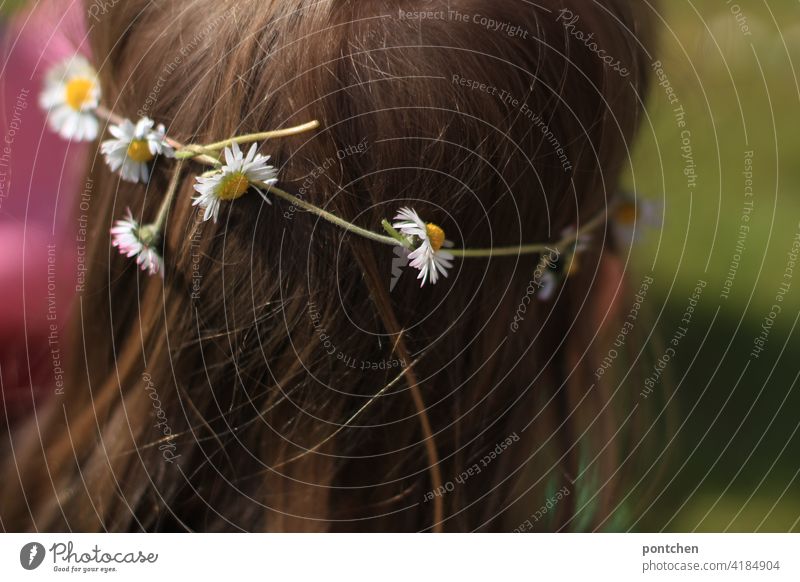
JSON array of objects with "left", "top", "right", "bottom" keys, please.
[{"left": 3, "top": 0, "right": 654, "bottom": 532}]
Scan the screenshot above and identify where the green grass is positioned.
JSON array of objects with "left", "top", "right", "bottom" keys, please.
[{"left": 625, "top": 0, "right": 800, "bottom": 531}]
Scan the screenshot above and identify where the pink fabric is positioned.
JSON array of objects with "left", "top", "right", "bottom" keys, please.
[{"left": 0, "top": 1, "right": 90, "bottom": 419}]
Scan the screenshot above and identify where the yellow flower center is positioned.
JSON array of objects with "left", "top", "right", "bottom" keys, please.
[
  {"left": 426, "top": 223, "right": 445, "bottom": 252},
  {"left": 217, "top": 171, "right": 250, "bottom": 201},
  {"left": 566, "top": 255, "right": 580, "bottom": 277},
  {"left": 126, "top": 139, "right": 154, "bottom": 163},
  {"left": 64, "top": 77, "right": 95, "bottom": 111},
  {"left": 616, "top": 201, "right": 637, "bottom": 225}
]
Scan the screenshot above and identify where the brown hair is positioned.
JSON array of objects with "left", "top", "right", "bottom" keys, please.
[{"left": 3, "top": 0, "right": 654, "bottom": 531}]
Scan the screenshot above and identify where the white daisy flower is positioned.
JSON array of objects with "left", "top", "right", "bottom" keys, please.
[
  {"left": 537, "top": 270, "right": 559, "bottom": 301},
  {"left": 612, "top": 192, "right": 663, "bottom": 250},
  {"left": 39, "top": 55, "right": 101, "bottom": 141},
  {"left": 561, "top": 227, "right": 592, "bottom": 278},
  {"left": 192, "top": 142, "right": 278, "bottom": 223},
  {"left": 110, "top": 209, "right": 164, "bottom": 276},
  {"left": 101, "top": 117, "right": 174, "bottom": 183},
  {"left": 392, "top": 207, "right": 454, "bottom": 286}
]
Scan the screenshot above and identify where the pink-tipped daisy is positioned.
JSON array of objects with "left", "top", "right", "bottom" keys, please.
[
  {"left": 392, "top": 207, "right": 454, "bottom": 286},
  {"left": 110, "top": 209, "right": 164, "bottom": 276}
]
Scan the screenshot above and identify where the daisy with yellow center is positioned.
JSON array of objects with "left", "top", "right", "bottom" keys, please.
[
  {"left": 101, "top": 117, "right": 174, "bottom": 183},
  {"left": 612, "top": 192, "right": 663, "bottom": 251},
  {"left": 392, "top": 207, "right": 454, "bottom": 286},
  {"left": 192, "top": 142, "right": 278, "bottom": 223},
  {"left": 110, "top": 209, "right": 164, "bottom": 277},
  {"left": 39, "top": 56, "right": 101, "bottom": 141},
  {"left": 64, "top": 77, "right": 95, "bottom": 111},
  {"left": 559, "top": 226, "right": 592, "bottom": 278}
]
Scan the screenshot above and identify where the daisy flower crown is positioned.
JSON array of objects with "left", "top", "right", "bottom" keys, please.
[{"left": 42, "top": 56, "right": 656, "bottom": 288}]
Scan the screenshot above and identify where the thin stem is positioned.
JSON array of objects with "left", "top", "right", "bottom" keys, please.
[
  {"left": 153, "top": 160, "right": 186, "bottom": 232},
  {"left": 95, "top": 106, "right": 221, "bottom": 167},
  {"left": 95, "top": 106, "right": 611, "bottom": 260},
  {"left": 258, "top": 179, "right": 609, "bottom": 258},
  {"left": 448, "top": 204, "right": 615, "bottom": 257},
  {"left": 253, "top": 181, "right": 400, "bottom": 246},
  {"left": 172, "top": 150, "right": 222, "bottom": 168},
  {"left": 174, "top": 121, "right": 320, "bottom": 162},
  {"left": 173, "top": 147, "right": 222, "bottom": 165},
  {"left": 95, "top": 105, "right": 124, "bottom": 126},
  {"left": 576, "top": 202, "right": 616, "bottom": 237},
  {"left": 381, "top": 220, "right": 413, "bottom": 248},
  {"left": 449, "top": 243, "right": 555, "bottom": 258},
  {"left": 201, "top": 120, "right": 320, "bottom": 151}
]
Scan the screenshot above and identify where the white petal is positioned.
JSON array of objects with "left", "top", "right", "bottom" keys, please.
[{"left": 244, "top": 143, "right": 258, "bottom": 164}]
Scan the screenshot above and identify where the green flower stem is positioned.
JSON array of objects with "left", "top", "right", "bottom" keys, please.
[
  {"left": 94, "top": 105, "right": 610, "bottom": 260},
  {"left": 380, "top": 220, "right": 413, "bottom": 248},
  {"left": 95, "top": 106, "right": 222, "bottom": 167},
  {"left": 253, "top": 181, "right": 400, "bottom": 247},
  {"left": 174, "top": 121, "right": 321, "bottom": 161},
  {"left": 153, "top": 160, "right": 186, "bottom": 232},
  {"left": 200, "top": 120, "right": 321, "bottom": 151},
  {"left": 577, "top": 204, "right": 614, "bottom": 237},
  {"left": 175, "top": 119, "right": 319, "bottom": 160},
  {"left": 449, "top": 244, "right": 555, "bottom": 258},
  {"left": 450, "top": 205, "right": 614, "bottom": 257},
  {"left": 95, "top": 105, "right": 124, "bottom": 126},
  {"left": 172, "top": 150, "right": 222, "bottom": 167},
  {"left": 253, "top": 176, "right": 608, "bottom": 258},
  {"left": 174, "top": 147, "right": 222, "bottom": 166}
]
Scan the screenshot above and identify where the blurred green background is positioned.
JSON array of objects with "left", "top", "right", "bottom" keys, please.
[
  {"left": 625, "top": 0, "right": 800, "bottom": 531},
  {"left": 0, "top": 0, "right": 27, "bottom": 19}
]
